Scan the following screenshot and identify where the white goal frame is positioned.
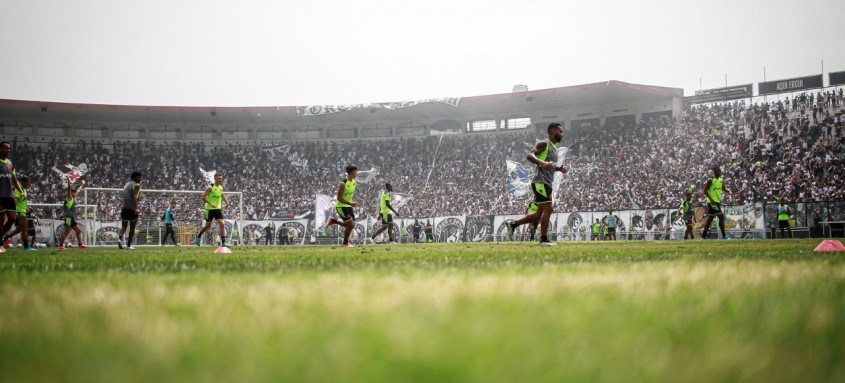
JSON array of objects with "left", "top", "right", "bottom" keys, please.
[
  {"left": 81, "top": 187, "right": 244, "bottom": 247},
  {"left": 26, "top": 202, "right": 97, "bottom": 248}
]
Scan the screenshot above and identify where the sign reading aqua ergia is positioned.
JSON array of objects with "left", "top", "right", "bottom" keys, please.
[
  {"left": 694, "top": 84, "right": 753, "bottom": 98},
  {"left": 758, "top": 74, "right": 823, "bottom": 95}
]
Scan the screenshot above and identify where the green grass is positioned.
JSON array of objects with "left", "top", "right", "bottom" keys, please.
[{"left": 1, "top": 240, "right": 844, "bottom": 383}]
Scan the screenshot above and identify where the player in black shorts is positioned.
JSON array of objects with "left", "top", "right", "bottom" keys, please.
[
  {"left": 118, "top": 172, "right": 142, "bottom": 250},
  {"left": 325, "top": 165, "right": 359, "bottom": 247},
  {"left": 0, "top": 141, "right": 25, "bottom": 252},
  {"left": 196, "top": 172, "right": 229, "bottom": 247},
  {"left": 57, "top": 180, "right": 86, "bottom": 249},
  {"left": 678, "top": 192, "right": 695, "bottom": 240},
  {"left": 505, "top": 123, "right": 567, "bottom": 245}
]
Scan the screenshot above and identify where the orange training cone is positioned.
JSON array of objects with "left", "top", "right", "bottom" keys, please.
[
  {"left": 214, "top": 246, "right": 232, "bottom": 254},
  {"left": 813, "top": 240, "right": 845, "bottom": 252}
]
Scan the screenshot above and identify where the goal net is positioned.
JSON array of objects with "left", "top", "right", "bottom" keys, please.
[
  {"left": 78, "top": 187, "right": 244, "bottom": 247},
  {"left": 23, "top": 203, "right": 96, "bottom": 248}
]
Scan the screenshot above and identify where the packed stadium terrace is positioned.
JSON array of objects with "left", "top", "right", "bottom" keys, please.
[{"left": 11, "top": 97, "right": 845, "bottom": 223}]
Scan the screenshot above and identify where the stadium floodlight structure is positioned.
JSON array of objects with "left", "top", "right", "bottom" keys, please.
[{"left": 81, "top": 187, "right": 243, "bottom": 247}]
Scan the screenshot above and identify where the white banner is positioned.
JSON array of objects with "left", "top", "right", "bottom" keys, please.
[
  {"left": 493, "top": 214, "right": 522, "bottom": 242},
  {"left": 296, "top": 97, "right": 461, "bottom": 116},
  {"left": 433, "top": 215, "right": 466, "bottom": 243},
  {"left": 723, "top": 203, "right": 765, "bottom": 235},
  {"left": 275, "top": 219, "right": 309, "bottom": 245},
  {"left": 624, "top": 209, "right": 669, "bottom": 240},
  {"left": 34, "top": 219, "right": 59, "bottom": 247},
  {"left": 399, "top": 218, "right": 425, "bottom": 243},
  {"left": 239, "top": 220, "right": 274, "bottom": 245},
  {"left": 554, "top": 212, "right": 588, "bottom": 241},
  {"left": 37, "top": 203, "right": 770, "bottom": 247}
]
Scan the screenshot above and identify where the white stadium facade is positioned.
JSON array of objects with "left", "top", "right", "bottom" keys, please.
[{"left": 0, "top": 80, "right": 683, "bottom": 145}]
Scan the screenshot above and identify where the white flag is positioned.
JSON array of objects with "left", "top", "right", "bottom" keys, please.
[
  {"left": 506, "top": 160, "right": 532, "bottom": 197},
  {"left": 357, "top": 167, "right": 379, "bottom": 184},
  {"left": 52, "top": 163, "right": 88, "bottom": 183},
  {"left": 199, "top": 168, "right": 216, "bottom": 183},
  {"left": 314, "top": 194, "right": 336, "bottom": 231},
  {"left": 392, "top": 192, "right": 413, "bottom": 209}
]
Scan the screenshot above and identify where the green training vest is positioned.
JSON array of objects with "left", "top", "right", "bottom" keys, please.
[{"left": 336, "top": 178, "right": 356, "bottom": 208}]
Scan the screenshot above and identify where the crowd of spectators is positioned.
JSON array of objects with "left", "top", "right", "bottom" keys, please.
[{"left": 9, "top": 89, "right": 845, "bottom": 223}]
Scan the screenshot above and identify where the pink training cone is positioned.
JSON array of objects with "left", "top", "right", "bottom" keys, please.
[
  {"left": 813, "top": 240, "right": 845, "bottom": 252},
  {"left": 214, "top": 246, "right": 232, "bottom": 254}
]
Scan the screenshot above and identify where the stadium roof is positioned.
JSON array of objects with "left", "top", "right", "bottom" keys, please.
[{"left": 0, "top": 80, "right": 682, "bottom": 126}]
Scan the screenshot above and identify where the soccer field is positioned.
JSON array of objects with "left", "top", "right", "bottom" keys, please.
[{"left": 0, "top": 240, "right": 843, "bottom": 383}]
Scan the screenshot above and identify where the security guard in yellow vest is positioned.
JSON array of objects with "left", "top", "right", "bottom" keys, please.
[
  {"left": 777, "top": 199, "right": 792, "bottom": 239},
  {"left": 701, "top": 165, "right": 731, "bottom": 239},
  {"left": 591, "top": 218, "right": 601, "bottom": 241}
]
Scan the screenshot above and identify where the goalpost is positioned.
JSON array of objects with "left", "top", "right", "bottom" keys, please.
[
  {"left": 26, "top": 202, "right": 97, "bottom": 248},
  {"left": 81, "top": 187, "right": 244, "bottom": 247}
]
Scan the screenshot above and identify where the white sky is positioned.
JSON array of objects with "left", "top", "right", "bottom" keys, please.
[{"left": 1, "top": 0, "right": 843, "bottom": 107}]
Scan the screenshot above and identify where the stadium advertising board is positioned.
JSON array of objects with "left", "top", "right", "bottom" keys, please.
[
  {"left": 694, "top": 84, "right": 753, "bottom": 99},
  {"left": 758, "top": 75, "right": 822, "bottom": 95},
  {"left": 830, "top": 71, "right": 845, "bottom": 86}
]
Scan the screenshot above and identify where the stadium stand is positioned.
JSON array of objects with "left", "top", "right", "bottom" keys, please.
[{"left": 2, "top": 86, "right": 843, "bottom": 233}]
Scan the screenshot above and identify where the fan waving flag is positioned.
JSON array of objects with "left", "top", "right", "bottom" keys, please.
[
  {"left": 506, "top": 160, "right": 531, "bottom": 196},
  {"left": 199, "top": 168, "right": 216, "bottom": 183},
  {"left": 52, "top": 163, "right": 89, "bottom": 183},
  {"left": 392, "top": 192, "right": 413, "bottom": 209},
  {"left": 357, "top": 167, "right": 379, "bottom": 184},
  {"left": 314, "top": 194, "right": 337, "bottom": 231}
]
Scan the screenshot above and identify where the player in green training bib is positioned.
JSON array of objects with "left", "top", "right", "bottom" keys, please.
[
  {"left": 2, "top": 175, "right": 34, "bottom": 250},
  {"left": 776, "top": 198, "right": 793, "bottom": 239},
  {"left": 368, "top": 182, "right": 399, "bottom": 244},
  {"left": 678, "top": 191, "right": 695, "bottom": 240},
  {"left": 0, "top": 141, "right": 26, "bottom": 253},
  {"left": 196, "top": 172, "right": 230, "bottom": 247},
  {"left": 700, "top": 165, "right": 731, "bottom": 239},
  {"left": 325, "top": 164, "right": 358, "bottom": 247},
  {"left": 505, "top": 123, "right": 568, "bottom": 245},
  {"left": 57, "top": 179, "right": 86, "bottom": 249},
  {"left": 591, "top": 218, "right": 601, "bottom": 241}
]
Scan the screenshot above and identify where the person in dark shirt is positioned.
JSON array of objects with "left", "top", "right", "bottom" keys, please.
[
  {"left": 412, "top": 219, "right": 422, "bottom": 243},
  {"left": 162, "top": 200, "right": 178, "bottom": 246},
  {"left": 264, "top": 224, "right": 274, "bottom": 245}
]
